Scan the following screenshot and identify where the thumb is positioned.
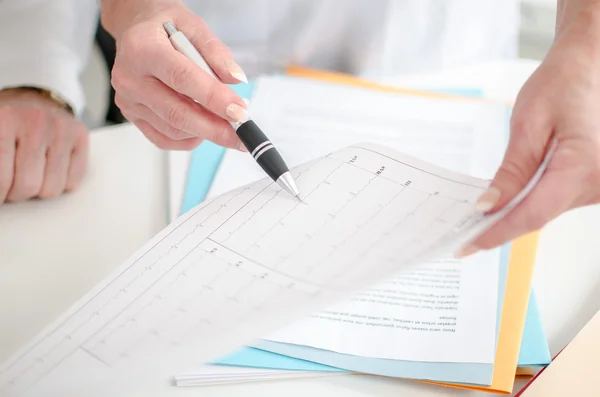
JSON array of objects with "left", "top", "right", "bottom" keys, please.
[
  {"left": 457, "top": 118, "right": 555, "bottom": 255},
  {"left": 475, "top": 118, "right": 552, "bottom": 215},
  {"left": 469, "top": 141, "right": 577, "bottom": 252}
]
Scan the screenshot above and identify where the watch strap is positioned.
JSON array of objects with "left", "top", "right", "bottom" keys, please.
[{"left": 7, "top": 86, "right": 75, "bottom": 115}]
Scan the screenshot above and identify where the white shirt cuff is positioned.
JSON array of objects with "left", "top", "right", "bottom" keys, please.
[{"left": 0, "top": 59, "right": 86, "bottom": 118}]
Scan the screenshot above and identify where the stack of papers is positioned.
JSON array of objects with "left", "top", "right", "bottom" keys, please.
[
  {"left": 167, "top": 70, "right": 551, "bottom": 394},
  {"left": 176, "top": 365, "right": 344, "bottom": 387},
  {"left": 1, "top": 136, "right": 552, "bottom": 396}
]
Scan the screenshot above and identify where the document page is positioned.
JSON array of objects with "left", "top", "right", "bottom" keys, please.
[
  {"left": 0, "top": 142, "right": 549, "bottom": 397},
  {"left": 265, "top": 250, "right": 500, "bottom": 363},
  {"left": 209, "top": 75, "right": 509, "bottom": 199}
]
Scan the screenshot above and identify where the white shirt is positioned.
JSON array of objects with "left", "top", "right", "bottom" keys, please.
[
  {"left": 194, "top": 0, "right": 520, "bottom": 78},
  {"left": 0, "top": 0, "right": 519, "bottom": 117},
  {"left": 0, "top": 0, "right": 98, "bottom": 116}
]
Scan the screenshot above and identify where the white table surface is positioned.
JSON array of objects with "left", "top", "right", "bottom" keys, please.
[{"left": 2, "top": 59, "right": 600, "bottom": 397}]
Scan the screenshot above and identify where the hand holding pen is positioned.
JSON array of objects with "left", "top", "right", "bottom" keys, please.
[
  {"left": 102, "top": 0, "right": 299, "bottom": 198},
  {"left": 162, "top": 22, "right": 300, "bottom": 198},
  {"left": 108, "top": 4, "right": 250, "bottom": 151}
]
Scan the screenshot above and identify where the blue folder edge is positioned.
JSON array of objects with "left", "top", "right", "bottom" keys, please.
[
  {"left": 180, "top": 82, "right": 255, "bottom": 210},
  {"left": 179, "top": 83, "right": 551, "bottom": 384}
]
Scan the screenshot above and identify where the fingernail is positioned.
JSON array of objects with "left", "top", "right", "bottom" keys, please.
[
  {"left": 242, "top": 98, "right": 250, "bottom": 107},
  {"left": 225, "top": 60, "right": 248, "bottom": 84},
  {"left": 456, "top": 244, "right": 480, "bottom": 258},
  {"left": 226, "top": 103, "right": 248, "bottom": 123},
  {"left": 237, "top": 141, "right": 248, "bottom": 152},
  {"left": 475, "top": 187, "right": 501, "bottom": 212}
]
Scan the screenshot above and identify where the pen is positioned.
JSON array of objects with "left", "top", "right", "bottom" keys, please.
[{"left": 162, "top": 22, "right": 300, "bottom": 199}]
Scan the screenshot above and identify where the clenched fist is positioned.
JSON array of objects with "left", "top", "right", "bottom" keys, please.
[{"left": 0, "top": 88, "right": 89, "bottom": 204}]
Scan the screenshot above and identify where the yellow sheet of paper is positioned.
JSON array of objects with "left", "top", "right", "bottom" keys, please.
[{"left": 285, "top": 66, "right": 539, "bottom": 394}]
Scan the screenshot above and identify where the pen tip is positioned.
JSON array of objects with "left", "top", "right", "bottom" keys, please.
[{"left": 276, "top": 172, "right": 301, "bottom": 199}]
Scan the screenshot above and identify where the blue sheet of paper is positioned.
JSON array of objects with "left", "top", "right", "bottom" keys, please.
[
  {"left": 180, "top": 82, "right": 255, "bottom": 212},
  {"left": 180, "top": 82, "right": 551, "bottom": 384}
]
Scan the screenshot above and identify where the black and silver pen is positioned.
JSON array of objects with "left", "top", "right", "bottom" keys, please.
[{"left": 163, "top": 22, "right": 300, "bottom": 199}]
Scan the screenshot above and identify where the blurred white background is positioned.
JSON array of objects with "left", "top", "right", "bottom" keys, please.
[
  {"left": 520, "top": 0, "right": 556, "bottom": 59},
  {"left": 81, "top": 0, "right": 558, "bottom": 129}
]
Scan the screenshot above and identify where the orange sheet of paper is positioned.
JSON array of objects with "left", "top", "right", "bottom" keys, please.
[
  {"left": 285, "top": 66, "right": 539, "bottom": 394},
  {"left": 427, "top": 232, "right": 539, "bottom": 394}
]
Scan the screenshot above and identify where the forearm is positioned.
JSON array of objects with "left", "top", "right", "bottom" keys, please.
[
  {"left": 100, "top": 0, "right": 182, "bottom": 39},
  {"left": 556, "top": 0, "right": 600, "bottom": 37},
  {"left": 552, "top": 0, "right": 600, "bottom": 66},
  {"left": 0, "top": 0, "right": 99, "bottom": 117}
]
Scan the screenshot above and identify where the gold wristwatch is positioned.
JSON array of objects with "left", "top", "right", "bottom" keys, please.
[{"left": 11, "top": 86, "right": 75, "bottom": 115}]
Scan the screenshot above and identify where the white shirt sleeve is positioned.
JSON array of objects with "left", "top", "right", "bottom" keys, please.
[{"left": 0, "top": 0, "right": 100, "bottom": 117}]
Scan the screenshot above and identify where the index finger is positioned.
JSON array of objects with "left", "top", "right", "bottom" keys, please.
[{"left": 148, "top": 40, "right": 246, "bottom": 123}]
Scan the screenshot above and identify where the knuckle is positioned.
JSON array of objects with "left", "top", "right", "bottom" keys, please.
[
  {"left": 51, "top": 121, "right": 68, "bottom": 142},
  {"left": 114, "top": 94, "right": 124, "bottom": 108},
  {"left": 587, "top": 140, "right": 600, "bottom": 182},
  {"left": 590, "top": 160, "right": 600, "bottom": 184},
  {"left": 207, "top": 122, "right": 234, "bottom": 147},
  {"left": 28, "top": 107, "right": 48, "bottom": 124},
  {"left": 172, "top": 138, "right": 202, "bottom": 151},
  {"left": 166, "top": 104, "right": 189, "bottom": 130},
  {"left": 18, "top": 176, "right": 42, "bottom": 199},
  {"left": 38, "top": 186, "right": 61, "bottom": 199},
  {"left": 77, "top": 127, "right": 90, "bottom": 147},
  {"left": 153, "top": 138, "right": 172, "bottom": 150},
  {"left": 509, "top": 116, "right": 529, "bottom": 135},
  {"left": 168, "top": 65, "right": 193, "bottom": 89},
  {"left": 166, "top": 127, "right": 189, "bottom": 141},
  {"left": 179, "top": 138, "right": 202, "bottom": 151},
  {"left": 0, "top": 106, "right": 12, "bottom": 125},
  {"left": 65, "top": 176, "right": 84, "bottom": 192},
  {"left": 0, "top": 178, "right": 10, "bottom": 197},
  {"left": 23, "top": 116, "right": 48, "bottom": 146},
  {"left": 111, "top": 68, "right": 129, "bottom": 93},
  {"left": 510, "top": 111, "right": 542, "bottom": 134},
  {"left": 0, "top": 124, "right": 11, "bottom": 141},
  {"left": 185, "top": 20, "right": 210, "bottom": 44},
  {"left": 202, "top": 80, "right": 218, "bottom": 107},
  {"left": 119, "top": 106, "right": 136, "bottom": 122},
  {"left": 496, "top": 159, "right": 529, "bottom": 186},
  {"left": 203, "top": 37, "right": 223, "bottom": 52},
  {"left": 120, "top": 28, "right": 148, "bottom": 58},
  {"left": 141, "top": 128, "right": 170, "bottom": 150}
]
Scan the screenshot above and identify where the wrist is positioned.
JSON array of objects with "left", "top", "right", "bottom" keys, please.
[
  {"left": 556, "top": 0, "right": 600, "bottom": 38},
  {"left": 101, "top": 0, "right": 182, "bottom": 39},
  {"left": 553, "top": 1, "right": 600, "bottom": 65}
]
